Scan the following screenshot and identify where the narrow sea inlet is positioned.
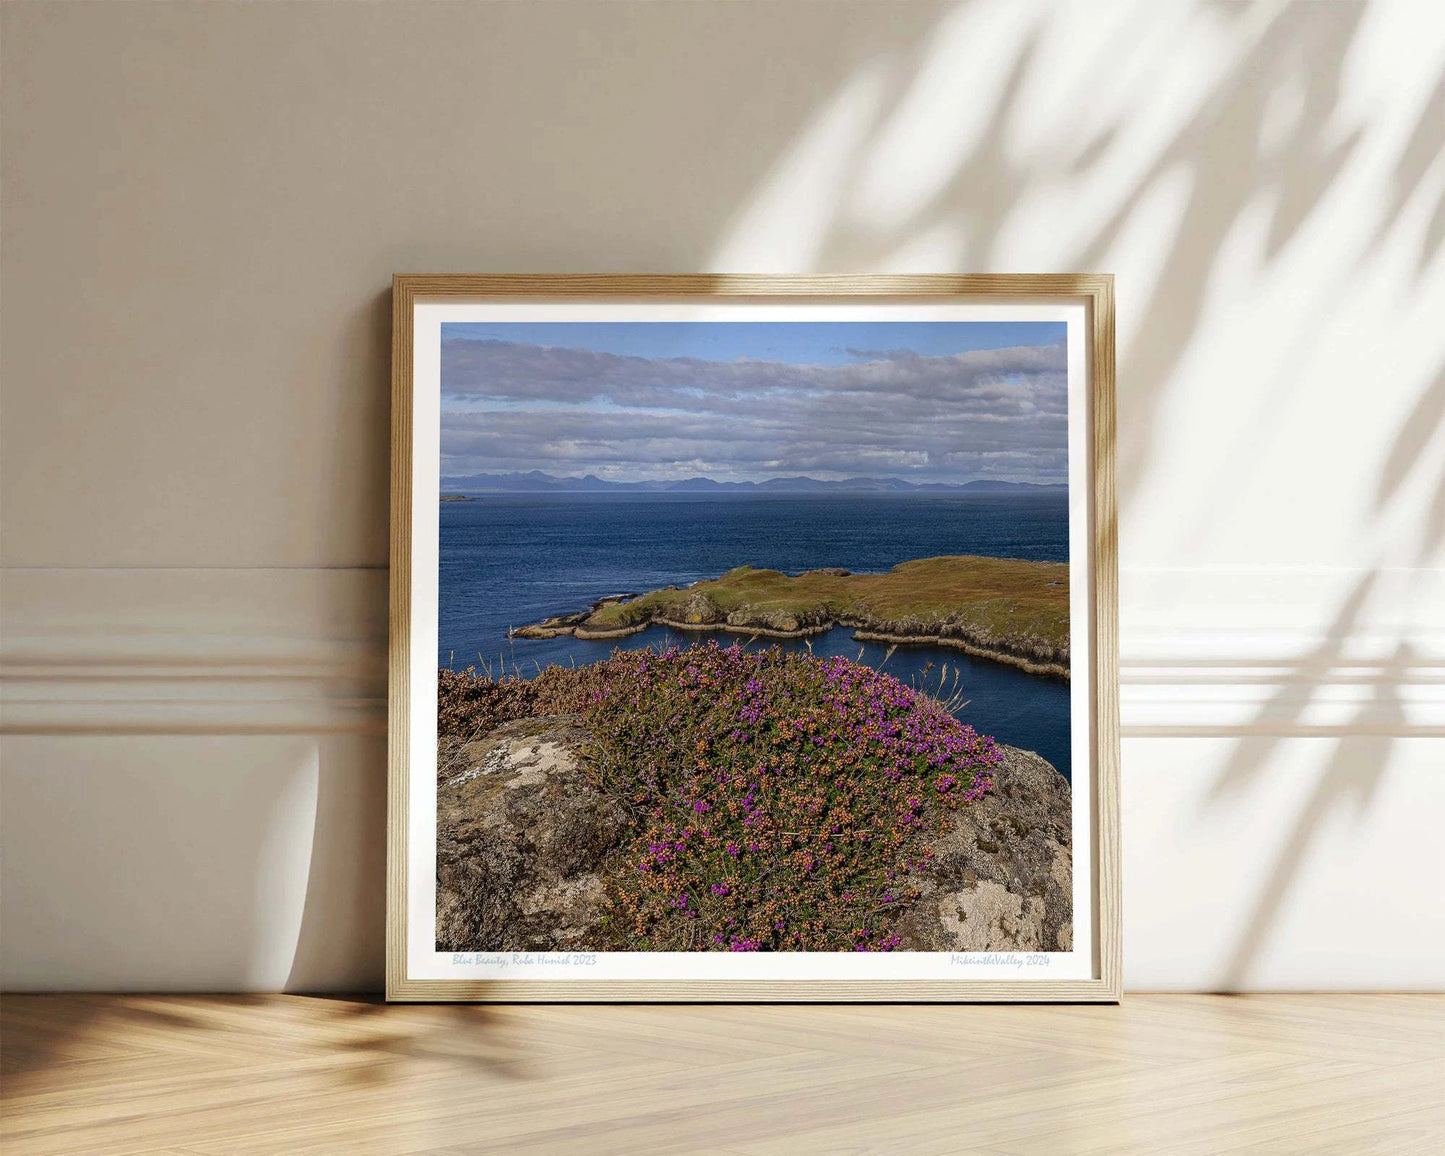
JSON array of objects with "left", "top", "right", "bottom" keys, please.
[{"left": 439, "top": 492, "right": 1073, "bottom": 780}]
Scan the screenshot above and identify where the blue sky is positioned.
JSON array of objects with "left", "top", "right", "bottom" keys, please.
[{"left": 439, "top": 321, "right": 1068, "bottom": 485}]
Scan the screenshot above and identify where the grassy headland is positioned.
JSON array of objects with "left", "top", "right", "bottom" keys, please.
[{"left": 514, "top": 555, "right": 1069, "bottom": 678}]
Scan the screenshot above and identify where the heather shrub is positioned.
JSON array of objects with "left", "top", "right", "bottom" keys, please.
[
  {"left": 583, "top": 642, "right": 1000, "bottom": 951},
  {"left": 438, "top": 641, "right": 1001, "bottom": 952}
]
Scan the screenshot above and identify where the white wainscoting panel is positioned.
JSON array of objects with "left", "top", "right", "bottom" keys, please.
[
  {"left": 3, "top": 564, "right": 1441, "bottom": 991},
  {"left": 1118, "top": 566, "right": 1445, "bottom": 990},
  {"left": 2, "top": 569, "right": 389, "bottom": 991}
]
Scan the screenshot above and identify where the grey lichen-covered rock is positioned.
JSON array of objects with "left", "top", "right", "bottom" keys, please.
[
  {"left": 896, "top": 743, "right": 1073, "bottom": 952},
  {"left": 435, "top": 714, "right": 627, "bottom": 952},
  {"left": 728, "top": 606, "right": 804, "bottom": 633},
  {"left": 724, "top": 605, "right": 833, "bottom": 634},
  {"left": 672, "top": 591, "right": 725, "bottom": 626}
]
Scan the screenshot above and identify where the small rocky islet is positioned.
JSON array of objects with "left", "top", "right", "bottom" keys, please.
[{"left": 512, "top": 555, "right": 1070, "bottom": 680}]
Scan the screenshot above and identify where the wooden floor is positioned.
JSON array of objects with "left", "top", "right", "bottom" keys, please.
[{"left": 1, "top": 995, "right": 1441, "bottom": 1154}]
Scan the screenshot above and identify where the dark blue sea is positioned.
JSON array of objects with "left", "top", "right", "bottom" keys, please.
[{"left": 438, "top": 494, "right": 1072, "bottom": 780}]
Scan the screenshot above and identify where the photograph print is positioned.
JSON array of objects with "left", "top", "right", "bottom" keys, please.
[{"left": 390, "top": 277, "right": 1116, "bottom": 1000}]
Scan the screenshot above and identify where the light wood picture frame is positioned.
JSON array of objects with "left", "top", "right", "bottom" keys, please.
[{"left": 388, "top": 274, "right": 1118, "bottom": 1002}]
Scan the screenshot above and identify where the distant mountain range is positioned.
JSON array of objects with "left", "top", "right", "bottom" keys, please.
[{"left": 440, "top": 471, "right": 1066, "bottom": 495}]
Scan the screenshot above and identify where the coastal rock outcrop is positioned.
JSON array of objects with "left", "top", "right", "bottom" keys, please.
[
  {"left": 895, "top": 744, "right": 1073, "bottom": 952},
  {"left": 436, "top": 715, "right": 628, "bottom": 951},
  {"left": 436, "top": 715, "right": 1071, "bottom": 954},
  {"left": 724, "top": 605, "right": 833, "bottom": 635},
  {"left": 851, "top": 615, "right": 1069, "bottom": 675},
  {"left": 666, "top": 591, "right": 725, "bottom": 627},
  {"left": 646, "top": 592, "right": 835, "bottom": 637},
  {"left": 510, "top": 611, "right": 590, "bottom": 640}
]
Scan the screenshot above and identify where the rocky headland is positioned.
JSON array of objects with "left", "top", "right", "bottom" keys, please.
[{"left": 512, "top": 556, "right": 1069, "bottom": 679}]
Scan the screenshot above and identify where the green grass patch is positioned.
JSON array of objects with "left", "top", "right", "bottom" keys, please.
[{"left": 584, "top": 555, "right": 1069, "bottom": 649}]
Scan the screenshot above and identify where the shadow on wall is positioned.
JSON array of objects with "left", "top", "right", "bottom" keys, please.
[
  {"left": 323, "top": 0, "right": 1444, "bottom": 991},
  {"left": 5, "top": 0, "right": 1441, "bottom": 1015},
  {"left": 1203, "top": 352, "right": 1445, "bottom": 987},
  {"left": 701, "top": 0, "right": 1445, "bottom": 987},
  {"left": 708, "top": 0, "right": 1439, "bottom": 505}
]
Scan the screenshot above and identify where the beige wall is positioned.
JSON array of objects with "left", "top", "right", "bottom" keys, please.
[{"left": 3, "top": 0, "right": 1442, "bottom": 990}]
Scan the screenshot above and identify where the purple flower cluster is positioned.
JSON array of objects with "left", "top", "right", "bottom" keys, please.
[{"left": 582, "top": 641, "right": 1000, "bottom": 953}]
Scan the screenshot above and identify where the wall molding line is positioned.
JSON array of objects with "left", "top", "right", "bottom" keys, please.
[
  {"left": 5, "top": 640, "right": 1440, "bottom": 736},
  {"left": 4, "top": 564, "right": 1441, "bottom": 735}
]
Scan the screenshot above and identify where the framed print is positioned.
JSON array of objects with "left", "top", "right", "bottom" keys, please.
[{"left": 388, "top": 274, "right": 1118, "bottom": 1001}]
